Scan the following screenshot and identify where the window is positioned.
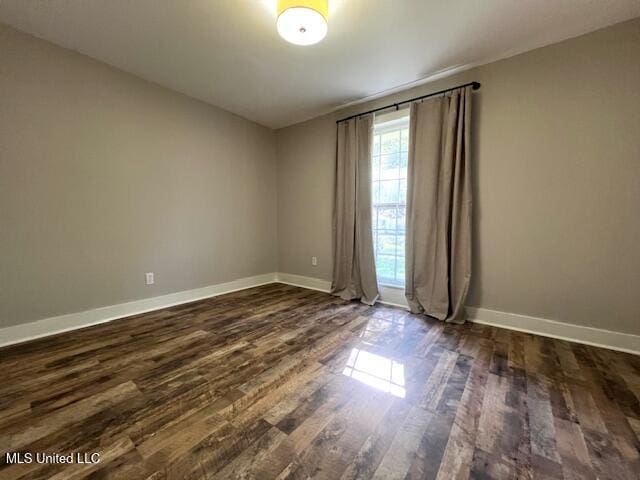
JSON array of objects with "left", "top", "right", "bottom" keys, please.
[{"left": 372, "top": 112, "right": 409, "bottom": 287}]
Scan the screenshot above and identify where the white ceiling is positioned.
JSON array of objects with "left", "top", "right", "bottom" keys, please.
[{"left": 1, "top": 1, "right": 639, "bottom": 129}]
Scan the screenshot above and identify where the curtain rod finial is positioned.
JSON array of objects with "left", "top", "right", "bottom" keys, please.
[{"left": 472, "top": 82, "right": 481, "bottom": 90}]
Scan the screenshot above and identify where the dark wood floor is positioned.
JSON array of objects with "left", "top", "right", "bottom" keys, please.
[{"left": 1, "top": 284, "right": 639, "bottom": 479}]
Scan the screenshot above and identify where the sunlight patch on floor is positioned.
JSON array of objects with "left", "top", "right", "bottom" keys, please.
[{"left": 342, "top": 347, "right": 406, "bottom": 398}]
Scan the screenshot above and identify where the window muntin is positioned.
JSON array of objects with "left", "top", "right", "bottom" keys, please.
[{"left": 372, "top": 114, "right": 409, "bottom": 287}]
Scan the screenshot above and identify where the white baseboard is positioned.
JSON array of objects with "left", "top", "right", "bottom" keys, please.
[
  {"left": 275, "top": 272, "right": 639, "bottom": 355},
  {"left": 276, "top": 272, "right": 331, "bottom": 293},
  {"left": 0, "top": 273, "right": 277, "bottom": 348},
  {"left": 3, "top": 270, "right": 638, "bottom": 356},
  {"left": 467, "top": 307, "right": 640, "bottom": 355},
  {"left": 275, "top": 272, "right": 409, "bottom": 309}
]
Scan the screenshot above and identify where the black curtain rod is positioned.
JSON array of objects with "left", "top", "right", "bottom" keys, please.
[{"left": 336, "top": 81, "right": 481, "bottom": 124}]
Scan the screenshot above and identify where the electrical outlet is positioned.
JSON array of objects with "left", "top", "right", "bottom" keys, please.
[
  {"left": 145, "top": 272, "right": 154, "bottom": 285},
  {"left": 311, "top": 256, "right": 318, "bottom": 266}
]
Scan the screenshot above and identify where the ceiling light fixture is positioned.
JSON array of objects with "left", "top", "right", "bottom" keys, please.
[{"left": 277, "top": 0, "right": 328, "bottom": 46}]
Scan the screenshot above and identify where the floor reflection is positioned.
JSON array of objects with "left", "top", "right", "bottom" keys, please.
[
  {"left": 342, "top": 347, "right": 406, "bottom": 398},
  {"left": 358, "top": 313, "right": 406, "bottom": 347}
]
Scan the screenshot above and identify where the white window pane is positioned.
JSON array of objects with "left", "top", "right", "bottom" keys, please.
[
  {"left": 372, "top": 181, "right": 380, "bottom": 204},
  {"left": 397, "top": 206, "right": 406, "bottom": 232},
  {"left": 396, "top": 254, "right": 406, "bottom": 282},
  {"left": 377, "top": 234, "right": 397, "bottom": 256},
  {"left": 399, "top": 181, "right": 407, "bottom": 204},
  {"left": 380, "top": 153, "right": 400, "bottom": 180},
  {"left": 372, "top": 116, "right": 409, "bottom": 287},
  {"left": 401, "top": 128, "right": 409, "bottom": 152},
  {"left": 396, "top": 235, "right": 406, "bottom": 255},
  {"left": 381, "top": 131, "right": 400, "bottom": 154},
  {"left": 379, "top": 180, "right": 399, "bottom": 204},
  {"left": 375, "top": 255, "right": 396, "bottom": 282},
  {"left": 400, "top": 150, "right": 408, "bottom": 170},
  {"left": 376, "top": 207, "right": 397, "bottom": 231}
]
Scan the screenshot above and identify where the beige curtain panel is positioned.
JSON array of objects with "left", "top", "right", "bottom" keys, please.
[
  {"left": 331, "top": 114, "right": 379, "bottom": 305},
  {"left": 405, "top": 86, "right": 472, "bottom": 323}
]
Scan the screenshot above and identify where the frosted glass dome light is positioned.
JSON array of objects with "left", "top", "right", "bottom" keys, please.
[{"left": 277, "top": 0, "right": 328, "bottom": 46}]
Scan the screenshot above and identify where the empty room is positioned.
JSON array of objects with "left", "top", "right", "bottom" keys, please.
[{"left": 1, "top": 1, "right": 639, "bottom": 479}]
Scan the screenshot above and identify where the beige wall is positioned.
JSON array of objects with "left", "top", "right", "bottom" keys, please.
[
  {"left": 276, "top": 18, "right": 640, "bottom": 335},
  {"left": 0, "top": 24, "right": 278, "bottom": 328},
  {"left": 2, "top": 19, "right": 639, "bottom": 336}
]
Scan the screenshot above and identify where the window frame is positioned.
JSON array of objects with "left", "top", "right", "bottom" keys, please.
[{"left": 371, "top": 111, "right": 409, "bottom": 289}]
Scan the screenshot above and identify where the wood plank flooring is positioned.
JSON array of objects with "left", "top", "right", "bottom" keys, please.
[{"left": 1, "top": 283, "right": 639, "bottom": 479}]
